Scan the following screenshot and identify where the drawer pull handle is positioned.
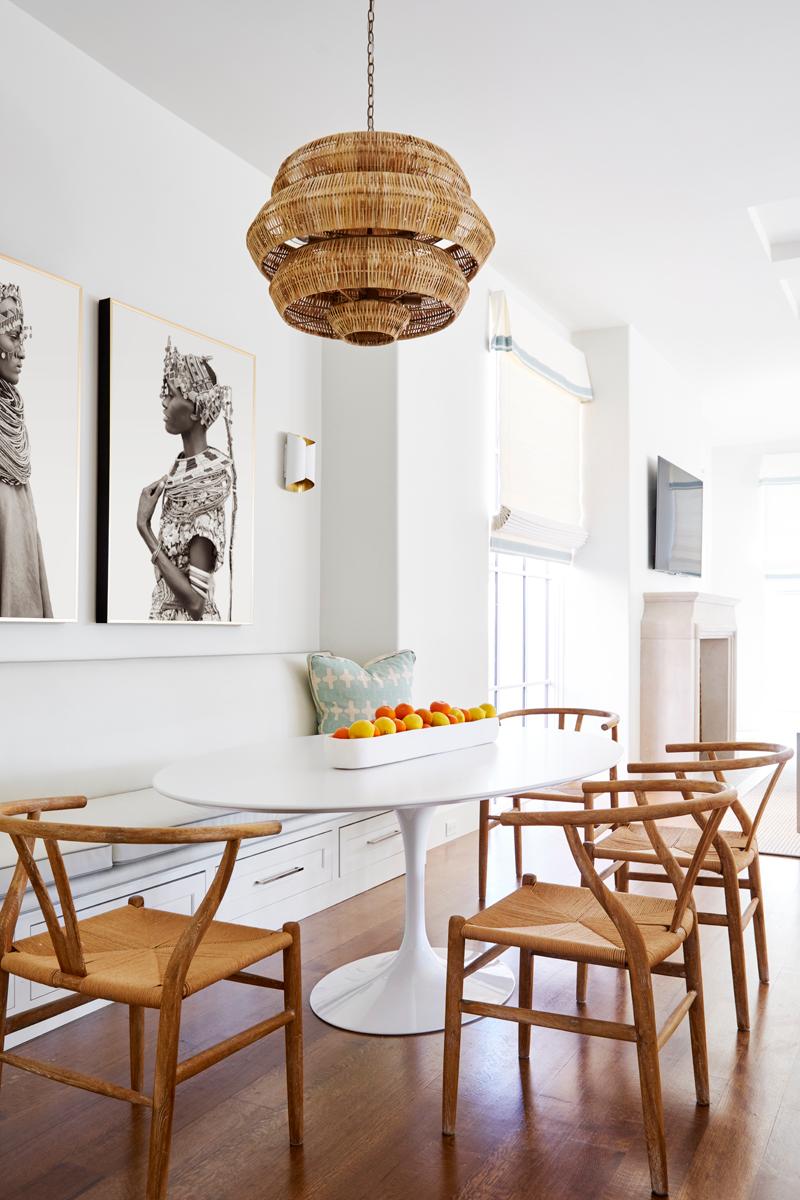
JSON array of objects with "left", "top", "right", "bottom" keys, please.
[
  {"left": 253, "top": 866, "right": 305, "bottom": 886},
  {"left": 366, "top": 829, "right": 401, "bottom": 846}
]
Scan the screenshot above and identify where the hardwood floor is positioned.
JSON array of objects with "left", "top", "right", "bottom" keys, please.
[{"left": 2, "top": 823, "right": 799, "bottom": 1199}]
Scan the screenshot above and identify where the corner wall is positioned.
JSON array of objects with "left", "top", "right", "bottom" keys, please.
[
  {"left": 318, "top": 265, "right": 559, "bottom": 708},
  {"left": 319, "top": 343, "right": 400, "bottom": 663}
]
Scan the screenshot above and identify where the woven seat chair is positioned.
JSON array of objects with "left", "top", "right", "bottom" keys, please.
[
  {"left": 479, "top": 708, "right": 620, "bottom": 902},
  {"left": 443, "top": 777, "right": 737, "bottom": 1197},
  {"left": 0, "top": 797, "right": 303, "bottom": 1200},
  {"left": 480, "top": 708, "right": 620, "bottom": 1004},
  {"left": 586, "top": 741, "right": 793, "bottom": 1031}
]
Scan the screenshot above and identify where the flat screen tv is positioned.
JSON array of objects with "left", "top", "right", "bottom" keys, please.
[{"left": 653, "top": 456, "right": 703, "bottom": 576}]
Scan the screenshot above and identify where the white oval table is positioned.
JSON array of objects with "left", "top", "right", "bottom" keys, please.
[{"left": 154, "top": 726, "right": 622, "bottom": 1036}]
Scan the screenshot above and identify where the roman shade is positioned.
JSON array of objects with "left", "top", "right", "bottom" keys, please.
[{"left": 490, "top": 292, "right": 592, "bottom": 560}]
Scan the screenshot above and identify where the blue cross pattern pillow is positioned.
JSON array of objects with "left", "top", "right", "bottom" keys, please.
[{"left": 307, "top": 650, "right": 416, "bottom": 734}]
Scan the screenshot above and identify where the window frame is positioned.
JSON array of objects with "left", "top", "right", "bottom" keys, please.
[{"left": 488, "top": 550, "right": 564, "bottom": 719}]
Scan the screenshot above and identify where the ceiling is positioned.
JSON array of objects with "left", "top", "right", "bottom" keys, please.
[{"left": 14, "top": 0, "right": 800, "bottom": 437}]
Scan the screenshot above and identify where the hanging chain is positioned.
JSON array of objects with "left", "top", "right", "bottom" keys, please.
[{"left": 367, "top": 0, "right": 375, "bottom": 131}]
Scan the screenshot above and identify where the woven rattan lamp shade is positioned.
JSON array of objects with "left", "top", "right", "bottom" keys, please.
[{"left": 247, "top": 130, "right": 495, "bottom": 346}]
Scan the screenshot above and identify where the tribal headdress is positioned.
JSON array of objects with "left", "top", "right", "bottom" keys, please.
[
  {"left": 161, "top": 337, "right": 229, "bottom": 428},
  {"left": 0, "top": 283, "right": 32, "bottom": 346}
]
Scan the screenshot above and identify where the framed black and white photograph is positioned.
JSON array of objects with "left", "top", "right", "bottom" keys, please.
[
  {"left": 97, "top": 300, "right": 255, "bottom": 624},
  {"left": 0, "top": 251, "right": 82, "bottom": 621}
]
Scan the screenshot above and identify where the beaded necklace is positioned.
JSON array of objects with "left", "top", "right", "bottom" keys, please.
[{"left": 0, "top": 378, "right": 31, "bottom": 486}]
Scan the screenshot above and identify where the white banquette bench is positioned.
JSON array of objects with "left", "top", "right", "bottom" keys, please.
[{"left": 1, "top": 652, "right": 475, "bottom": 1046}]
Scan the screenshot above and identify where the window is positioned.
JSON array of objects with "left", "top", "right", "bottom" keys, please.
[
  {"left": 487, "top": 292, "right": 587, "bottom": 722},
  {"left": 488, "top": 550, "right": 564, "bottom": 718}
]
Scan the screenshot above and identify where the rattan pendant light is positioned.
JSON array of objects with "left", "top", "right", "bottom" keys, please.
[{"left": 246, "top": 0, "right": 494, "bottom": 346}]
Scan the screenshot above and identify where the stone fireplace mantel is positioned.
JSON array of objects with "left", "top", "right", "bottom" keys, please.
[{"left": 640, "top": 592, "right": 738, "bottom": 762}]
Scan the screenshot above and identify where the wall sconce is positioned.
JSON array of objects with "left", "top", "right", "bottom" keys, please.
[{"left": 284, "top": 433, "right": 316, "bottom": 492}]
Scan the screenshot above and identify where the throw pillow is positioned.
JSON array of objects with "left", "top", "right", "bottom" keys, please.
[{"left": 307, "top": 650, "right": 416, "bottom": 734}]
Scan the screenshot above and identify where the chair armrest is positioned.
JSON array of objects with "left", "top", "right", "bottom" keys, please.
[
  {"left": 0, "top": 797, "right": 87, "bottom": 818},
  {"left": 0, "top": 817, "right": 282, "bottom": 844}
]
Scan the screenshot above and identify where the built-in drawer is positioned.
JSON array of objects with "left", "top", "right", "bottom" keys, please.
[
  {"left": 25, "top": 871, "right": 207, "bottom": 1003},
  {"left": 339, "top": 812, "right": 404, "bottom": 876},
  {"left": 216, "top": 829, "right": 335, "bottom": 923}
]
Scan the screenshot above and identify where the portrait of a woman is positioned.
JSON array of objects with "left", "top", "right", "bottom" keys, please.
[
  {"left": 136, "top": 338, "right": 237, "bottom": 622},
  {"left": 0, "top": 281, "right": 52, "bottom": 618}
]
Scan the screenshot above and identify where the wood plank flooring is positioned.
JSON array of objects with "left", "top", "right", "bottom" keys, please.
[{"left": 1, "top": 822, "right": 799, "bottom": 1199}]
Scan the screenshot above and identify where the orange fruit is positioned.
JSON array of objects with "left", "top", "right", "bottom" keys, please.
[
  {"left": 430, "top": 701, "right": 452, "bottom": 715},
  {"left": 375, "top": 705, "right": 396, "bottom": 720},
  {"left": 447, "top": 713, "right": 458, "bottom": 724},
  {"left": 332, "top": 727, "right": 351, "bottom": 739},
  {"left": 430, "top": 711, "right": 450, "bottom": 727},
  {"left": 468, "top": 707, "right": 486, "bottom": 721},
  {"left": 395, "top": 703, "right": 414, "bottom": 720},
  {"left": 450, "top": 708, "right": 466, "bottom": 723},
  {"left": 403, "top": 713, "right": 424, "bottom": 731},
  {"left": 375, "top": 716, "right": 397, "bottom": 735},
  {"left": 393, "top": 718, "right": 407, "bottom": 732},
  {"left": 480, "top": 702, "right": 497, "bottom": 717},
  {"left": 415, "top": 708, "right": 433, "bottom": 726}
]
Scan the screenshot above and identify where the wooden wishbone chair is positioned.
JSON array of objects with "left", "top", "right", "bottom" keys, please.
[
  {"left": 443, "top": 778, "right": 737, "bottom": 1198},
  {"left": 481, "top": 709, "right": 620, "bottom": 1005},
  {"left": 0, "top": 797, "right": 304, "bottom": 1200},
  {"left": 479, "top": 708, "right": 621, "bottom": 901},
  {"left": 587, "top": 741, "right": 793, "bottom": 1031}
]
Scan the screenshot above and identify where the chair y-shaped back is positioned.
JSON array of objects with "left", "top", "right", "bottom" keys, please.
[
  {"left": 479, "top": 707, "right": 620, "bottom": 901},
  {"left": 588, "top": 741, "right": 792, "bottom": 1030},
  {"left": 444, "top": 778, "right": 737, "bottom": 1197},
  {"left": 0, "top": 796, "right": 303, "bottom": 1200}
]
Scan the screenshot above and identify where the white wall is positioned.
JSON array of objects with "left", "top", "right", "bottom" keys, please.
[
  {"left": 395, "top": 271, "right": 497, "bottom": 706},
  {"left": 569, "top": 325, "right": 710, "bottom": 756},
  {"left": 710, "top": 439, "right": 800, "bottom": 738},
  {"left": 626, "top": 327, "right": 711, "bottom": 752},
  {"left": 0, "top": 1, "right": 321, "bottom": 666},
  {"left": 319, "top": 343, "right": 399, "bottom": 664},
  {"left": 566, "top": 327, "right": 632, "bottom": 734}
]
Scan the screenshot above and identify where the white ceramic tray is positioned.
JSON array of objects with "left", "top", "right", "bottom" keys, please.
[{"left": 323, "top": 716, "right": 500, "bottom": 769}]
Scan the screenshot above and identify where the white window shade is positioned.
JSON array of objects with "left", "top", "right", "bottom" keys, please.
[{"left": 490, "top": 292, "right": 591, "bottom": 560}]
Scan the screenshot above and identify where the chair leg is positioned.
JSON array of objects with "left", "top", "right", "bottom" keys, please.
[
  {"left": 682, "top": 923, "right": 710, "bottom": 1105},
  {"left": 130, "top": 1006, "right": 145, "bottom": 1092},
  {"left": 518, "top": 949, "right": 533, "bottom": 1059},
  {"left": 512, "top": 797, "right": 523, "bottom": 878},
  {"left": 0, "top": 969, "right": 9, "bottom": 1089},
  {"left": 748, "top": 855, "right": 769, "bottom": 985},
  {"left": 146, "top": 999, "right": 182, "bottom": 1200},
  {"left": 576, "top": 963, "right": 588, "bottom": 1006},
  {"left": 721, "top": 862, "right": 750, "bottom": 1031},
  {"left": 615, "top": 862, "right": 630, "bottom": 892},
  {"left": 629, "top": 967, "right": 669, "bottom": 1196},
  {"left": 282, "top": 921, "right": 304, "bottom": 1147},
  {"left": 442, "top": 916, "right": 466, "bottom": 1136},
  {"left": 478, "top": 800, "right": 490, "bottom": 902}
]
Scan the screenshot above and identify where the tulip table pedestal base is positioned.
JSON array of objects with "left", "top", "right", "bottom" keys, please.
[{"left": 309, "top": 805, "right": 515, "bottom": 1035}]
